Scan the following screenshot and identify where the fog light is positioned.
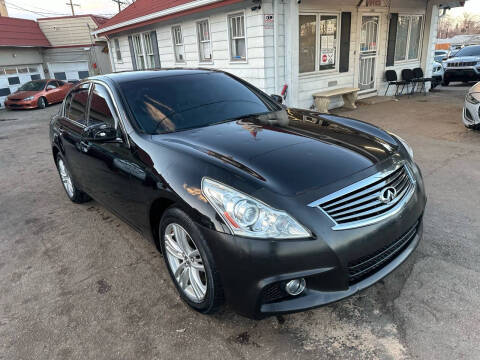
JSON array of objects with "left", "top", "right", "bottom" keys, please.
[{"left": 285, "top": 278, "right": 306, "bottom": 296}]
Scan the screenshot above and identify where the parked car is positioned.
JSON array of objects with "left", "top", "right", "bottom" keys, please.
[
  {"left": 50, "top": 69, "right": 426, "bottom": 319},
  {"left": 434, "top": 50, "right": 448, "bottom": 63},
  {"left": 463, "top": 81, "right": 480, "bottom": 129},
  {"left": 431, "top": 61, "right": 444, "bottom": 89},
  {"left": 442, "top": 45, "right": 480, "bottom": 86},
  {"left": 4, "top": 79, "right": 72, "bottom": 110}
]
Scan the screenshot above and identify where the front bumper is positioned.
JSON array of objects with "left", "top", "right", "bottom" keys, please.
[
  {"left": 463, "top": 99, "right": 480, "bottom": 127},
  {"left": 4, "top": 99, "right": 37, "bottom": 109},
  {"left": 199, "top": 172, "right": 426, "bottom": 319},
  {"left": 444, "top": 68, "right": 480, "bottom": 82}
]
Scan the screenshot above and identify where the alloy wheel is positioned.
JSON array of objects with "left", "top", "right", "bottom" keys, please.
[
  {"left": 58, "top": 158, "right": 75, "bottom": 198},
  {"left": 164, "top": 223, "right": 207, "bottom": 303}
]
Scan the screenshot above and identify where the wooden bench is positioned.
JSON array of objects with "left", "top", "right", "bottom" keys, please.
[{"left": 313, "top": 87, "right": 360, "bottom": 113}]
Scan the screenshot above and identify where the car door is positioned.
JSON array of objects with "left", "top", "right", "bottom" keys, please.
[
  {"left": 79, "top": 82, "right": 142, "bottom": 225},
  {"left": 45, "top": 81, "right": 61, "bottom": 103},
  {"left": 57, "top": 83, "right": 92, "bottom": 188}
]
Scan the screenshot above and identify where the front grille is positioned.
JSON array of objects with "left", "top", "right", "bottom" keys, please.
[
  {"left": 309, "top": 163, "right": 415, "bottom": 230},
  {"left": 448, "top": 61, "right": 477, "bottom": 67},
  {"left": 347, "top": 220, "right": 419, "bottom": 285},
  {"left": 8, "top": 98, "right": 21, "bottom": 102}
]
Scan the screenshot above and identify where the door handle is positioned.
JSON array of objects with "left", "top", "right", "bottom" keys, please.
[{"left": 79, "top": 140, "right": 90, "bottom": 153}]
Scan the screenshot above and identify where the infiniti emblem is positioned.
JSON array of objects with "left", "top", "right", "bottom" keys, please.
[{"left": 379, "top": 186, "right": 397, "bottom": 204}]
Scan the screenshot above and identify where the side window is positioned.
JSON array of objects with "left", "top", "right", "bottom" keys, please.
[
  {"left": 66, "top": 84, "right": 90, "bottom": 124},
  {"left": 46, "top": 81, "right": 58, "bottom": 90},
  {"left": 88, "top": 84, "right": 116, "bottom": 128}
]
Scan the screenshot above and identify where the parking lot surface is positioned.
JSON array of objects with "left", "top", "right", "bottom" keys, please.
[{"left": 1, "top": 85, "right": 479, "bottom": 360}]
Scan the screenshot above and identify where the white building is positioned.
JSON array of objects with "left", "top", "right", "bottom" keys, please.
[{"left": 93, "top": 0, "right": 464, "bottom": 110}]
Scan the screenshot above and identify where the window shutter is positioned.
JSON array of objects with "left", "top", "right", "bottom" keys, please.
[
  {"left": 150, "top": 31, "right": 161, "bottom": 68},
  {"left": 386, "top": 13, "right": 398, "bottom": 67},
  {"left": 339, "top": 12, "right": 351, "bottom": 73},
  {"left": 128, "top": 35, "right": 137, "bottom": 70}
]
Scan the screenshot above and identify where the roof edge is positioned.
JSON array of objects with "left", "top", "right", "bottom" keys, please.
[{"left": 92, "top": 0, "right": 226, "bottom": 36}]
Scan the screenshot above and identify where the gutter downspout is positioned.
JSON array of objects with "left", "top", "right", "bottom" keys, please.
[{"left": 273, "top": 0, "right": 278, "bottom": 94}]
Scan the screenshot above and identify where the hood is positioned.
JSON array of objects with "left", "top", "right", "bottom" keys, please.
[
  {"left": 445, "top": 56, "right": 480, "bottom": 63},
  {"left": 470, "top": 81, "right": 480, "bottom": 94},
  {"left": 152, "top": 110, "right": 399, "bottom": 195},
  {"left": 8, "top": 91, "right": 39, "bottom": 100}
]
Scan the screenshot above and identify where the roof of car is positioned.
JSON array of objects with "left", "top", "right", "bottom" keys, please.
[{"left": 97, "top": 69, "right": 221, "bottom": 84}]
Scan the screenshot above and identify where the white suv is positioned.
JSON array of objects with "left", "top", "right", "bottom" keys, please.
[{"left": 463, "top": 82, "right": 480, "bottom": 129}]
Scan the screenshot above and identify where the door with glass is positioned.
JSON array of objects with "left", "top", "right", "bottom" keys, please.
[{"left": 358, "top": 15, "right": 379, "bottom": 92}]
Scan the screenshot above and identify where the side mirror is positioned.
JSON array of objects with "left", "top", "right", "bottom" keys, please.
[
  {"left": 271, "top": 94, "right": 283, "bottom": 104},
  {"left": 82, "top": 123, "right": 119, "bottom": 142}
]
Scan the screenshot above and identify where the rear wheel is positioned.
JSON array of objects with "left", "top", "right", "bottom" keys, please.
[
  {"left": 55, "top": 154, "right": 91, "bottom": 203},
  {"left": 37, "top": 97, "right": 47, "bottom": 109},
  {"left": 159, "top": 207, "right": 224, "bottom": 314}
]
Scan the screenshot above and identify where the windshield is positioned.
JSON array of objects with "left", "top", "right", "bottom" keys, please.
[
  {"left": 17, "top": 80, "right": 46, "bottom": 92},
  {"left": 453, "top": 46, "right": 480, "bottom": 57},
  {"left": 119, "top": 72, "right": 281, "bottom": 134}
]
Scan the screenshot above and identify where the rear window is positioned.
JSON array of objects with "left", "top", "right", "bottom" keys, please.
[
  {"left": 453, "top": 46, "right": 480, "bottom": 57},
  {"left": 119, "top": 72, "right": 280, "bottom": 134}
]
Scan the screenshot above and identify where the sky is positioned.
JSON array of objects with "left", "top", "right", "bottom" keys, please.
[
  {"left": 4, "top": 0, "right": 480, "bottom": 20},
  {"left": 4, "top": 0, "right": 132, "bottom": 19}
]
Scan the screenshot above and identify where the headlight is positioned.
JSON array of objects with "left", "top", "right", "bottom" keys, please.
[
  {"left": 201, "top": 178, "right": 311, "bottom": 239},
  {"left": 466, "top": 93, "right": 480, "bottom": 105},
  {"left": 389, "top": 132, "right": 414, "bottom": 159},
  {"left": 23, "top": 96, "right": 34, "bottom": 101}
]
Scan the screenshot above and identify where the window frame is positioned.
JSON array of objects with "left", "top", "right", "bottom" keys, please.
[
  {"left": 64, "top": 83, "right": 92, "bottom": 127},
  {"left": 131, "top": 31, "right": 157, "bottom": 70},
  {"left": 299, "top": 12, "right": 341, "bottom": 76},
  {"left": 196, "top": 19, "right": 213, "bottom": 64},
  {"left": 88, "top": 83, "right": 119, "bottom": 130},
  {"left": 171, "top": 25, "right": 186, "bottom": 63},
  {"left": 114, "top": 38, "right": 122, "bottom": 62},
  {"left": 394, "top": 14, "right": 424, "bottom": 63},
  {"left": 227, "top": 11, "right": 248, "bottom": 63}
]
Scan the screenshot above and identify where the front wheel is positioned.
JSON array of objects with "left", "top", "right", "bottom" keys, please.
[
  {"left": 159, "top": 207, "right": 224, "bottom": 314},
  {"left": 37, "top": 97, "right": 47, "bottom": 109},
  {"left": 56, "top": 154, "right": 91, "bottom": 203}
]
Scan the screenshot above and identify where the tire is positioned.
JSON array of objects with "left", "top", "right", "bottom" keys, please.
[
  {"left": 55, "top": 154, "right": 91, "bottom": 203},
  {"left": 37, "top": 97, "right": 47, "bottom": 109},
  {"left": 159, "top": 206, "right": 224, "bottom": 314}
]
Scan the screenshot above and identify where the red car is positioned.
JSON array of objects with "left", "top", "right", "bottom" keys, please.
[{"left": 4, "top": 79, "right": 73, "bottom": 110}]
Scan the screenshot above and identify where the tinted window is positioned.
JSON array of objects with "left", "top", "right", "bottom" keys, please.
[
  {"left": 119, "top": 72, "right": 280, "bottom": 134},
  {"left": 17, "top": 80, "right": 46, "bottom": 91},
  {"left": 54, "top": 72, "right": 67, "bottom": 80},
  {"left": 8, "top": 77, "right": 20, "bottom": 85},
  {"left": 89, "top": 84, "right": 115, "bottom": 128},
  {"left": 66, "top": 84, "right": 90, "bottom": 124},
  {"left": 453, "top": 46, "right": 480, "bottom": 57}
]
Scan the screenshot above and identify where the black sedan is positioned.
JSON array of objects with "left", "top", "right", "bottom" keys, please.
[{"left": 50, "top": 69, "right": 426, "bottom": 319}]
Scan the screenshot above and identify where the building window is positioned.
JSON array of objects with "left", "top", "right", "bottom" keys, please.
[
  {"left": 142, "top": 32, "right": 155, "bottom": 69},
  {"left": 132, "top": 32, "right": 156, "bottom": 69},
  {"left": 197, "top": 20, "right": 212, "bottom": 62},
  {"left": 8, "top": 77, "right": 20, "bottom": 85},
  {"left": 172, "top": 25, "right": 185, "bottom": 62},
  {"left": 299, "top": 14, "right": 339, "bottom": 74},
  {"left": 228, "top": 13, "right": 246, "bottom": 61},
  {"left": 394, "top": 15, "right": 423, "bottom": 62},
  {"left": 114, "top": 38, "right": 122, "bottom": 61}
]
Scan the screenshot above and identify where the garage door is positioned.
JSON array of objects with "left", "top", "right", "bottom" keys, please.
[
  {"left": 0, "top": 64, "right": 43, "bottom": 108},
  {"left": 47, "top": 62, "right": 89, "bottom": 82}
]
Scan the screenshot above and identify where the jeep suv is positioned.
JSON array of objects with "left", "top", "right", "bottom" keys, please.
[{"left": 443, "top": 45, "right": 480, "bottom": 86}]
